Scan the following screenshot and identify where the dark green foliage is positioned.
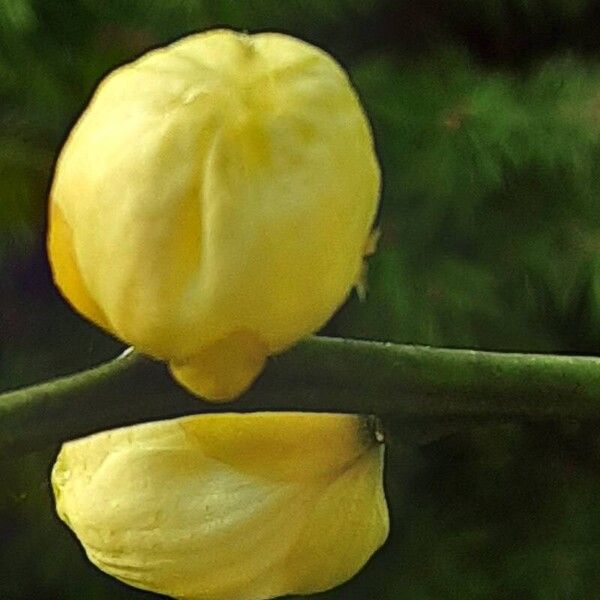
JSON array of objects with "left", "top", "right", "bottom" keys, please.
[
  {"left": 333, "top": 52, "right": 600, "bottom": 350},
  {"left": 4, "top": 1, "right": 600, "bottom": 598}
]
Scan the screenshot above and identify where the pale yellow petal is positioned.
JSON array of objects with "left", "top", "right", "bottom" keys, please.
[
  {"left": 52, "top": 412, "right": 389, "bottom": 600},
  {"left": 48, "top": 29, "right": 380, "bottom": 400},
  {"left": 175, "top": 412, "right": 367, "bottom": 480},
  {"left": 169, "top": 331, "right": 268, "bottom": 401},
  {"left": 47, "top": 202, "right": 110, "bottom": 331},
  {"left": 278, "top": 445, "right": 389, "bottom": 595}
]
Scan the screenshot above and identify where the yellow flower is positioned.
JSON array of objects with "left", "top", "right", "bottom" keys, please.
[
  {"left": 52, "top": 412, "right": 389, "bottom": 600},
  {"left": 47, "top": 29, "right": 380, "bottom": 400}
]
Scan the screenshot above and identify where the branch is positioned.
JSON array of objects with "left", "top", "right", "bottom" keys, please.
[{"left": 2, "top": 337, "right": 600, "bottom": 454}]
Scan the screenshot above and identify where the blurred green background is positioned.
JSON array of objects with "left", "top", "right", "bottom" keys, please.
[{"left": 3, "top": 1, "right": 600, "bottom": 598}]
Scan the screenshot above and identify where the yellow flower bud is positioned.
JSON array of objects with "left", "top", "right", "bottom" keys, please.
[
  {"left": 52, "top": 413, "right": 389, "bottom": 600},
  {"left": 47, "top": 29, "right": 380, "bottom": 400}
]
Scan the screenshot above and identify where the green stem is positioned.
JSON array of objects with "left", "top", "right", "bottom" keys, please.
[{"left": 2, "top": 337, "right": 600, "bottom": 454}]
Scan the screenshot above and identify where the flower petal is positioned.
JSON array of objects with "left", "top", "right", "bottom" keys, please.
[
  {"left": 52, "top": 412, "right": 389, "bottom": 599},
  {"left": 48, "top": 30, "right": 380, "bottom": 400}
]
